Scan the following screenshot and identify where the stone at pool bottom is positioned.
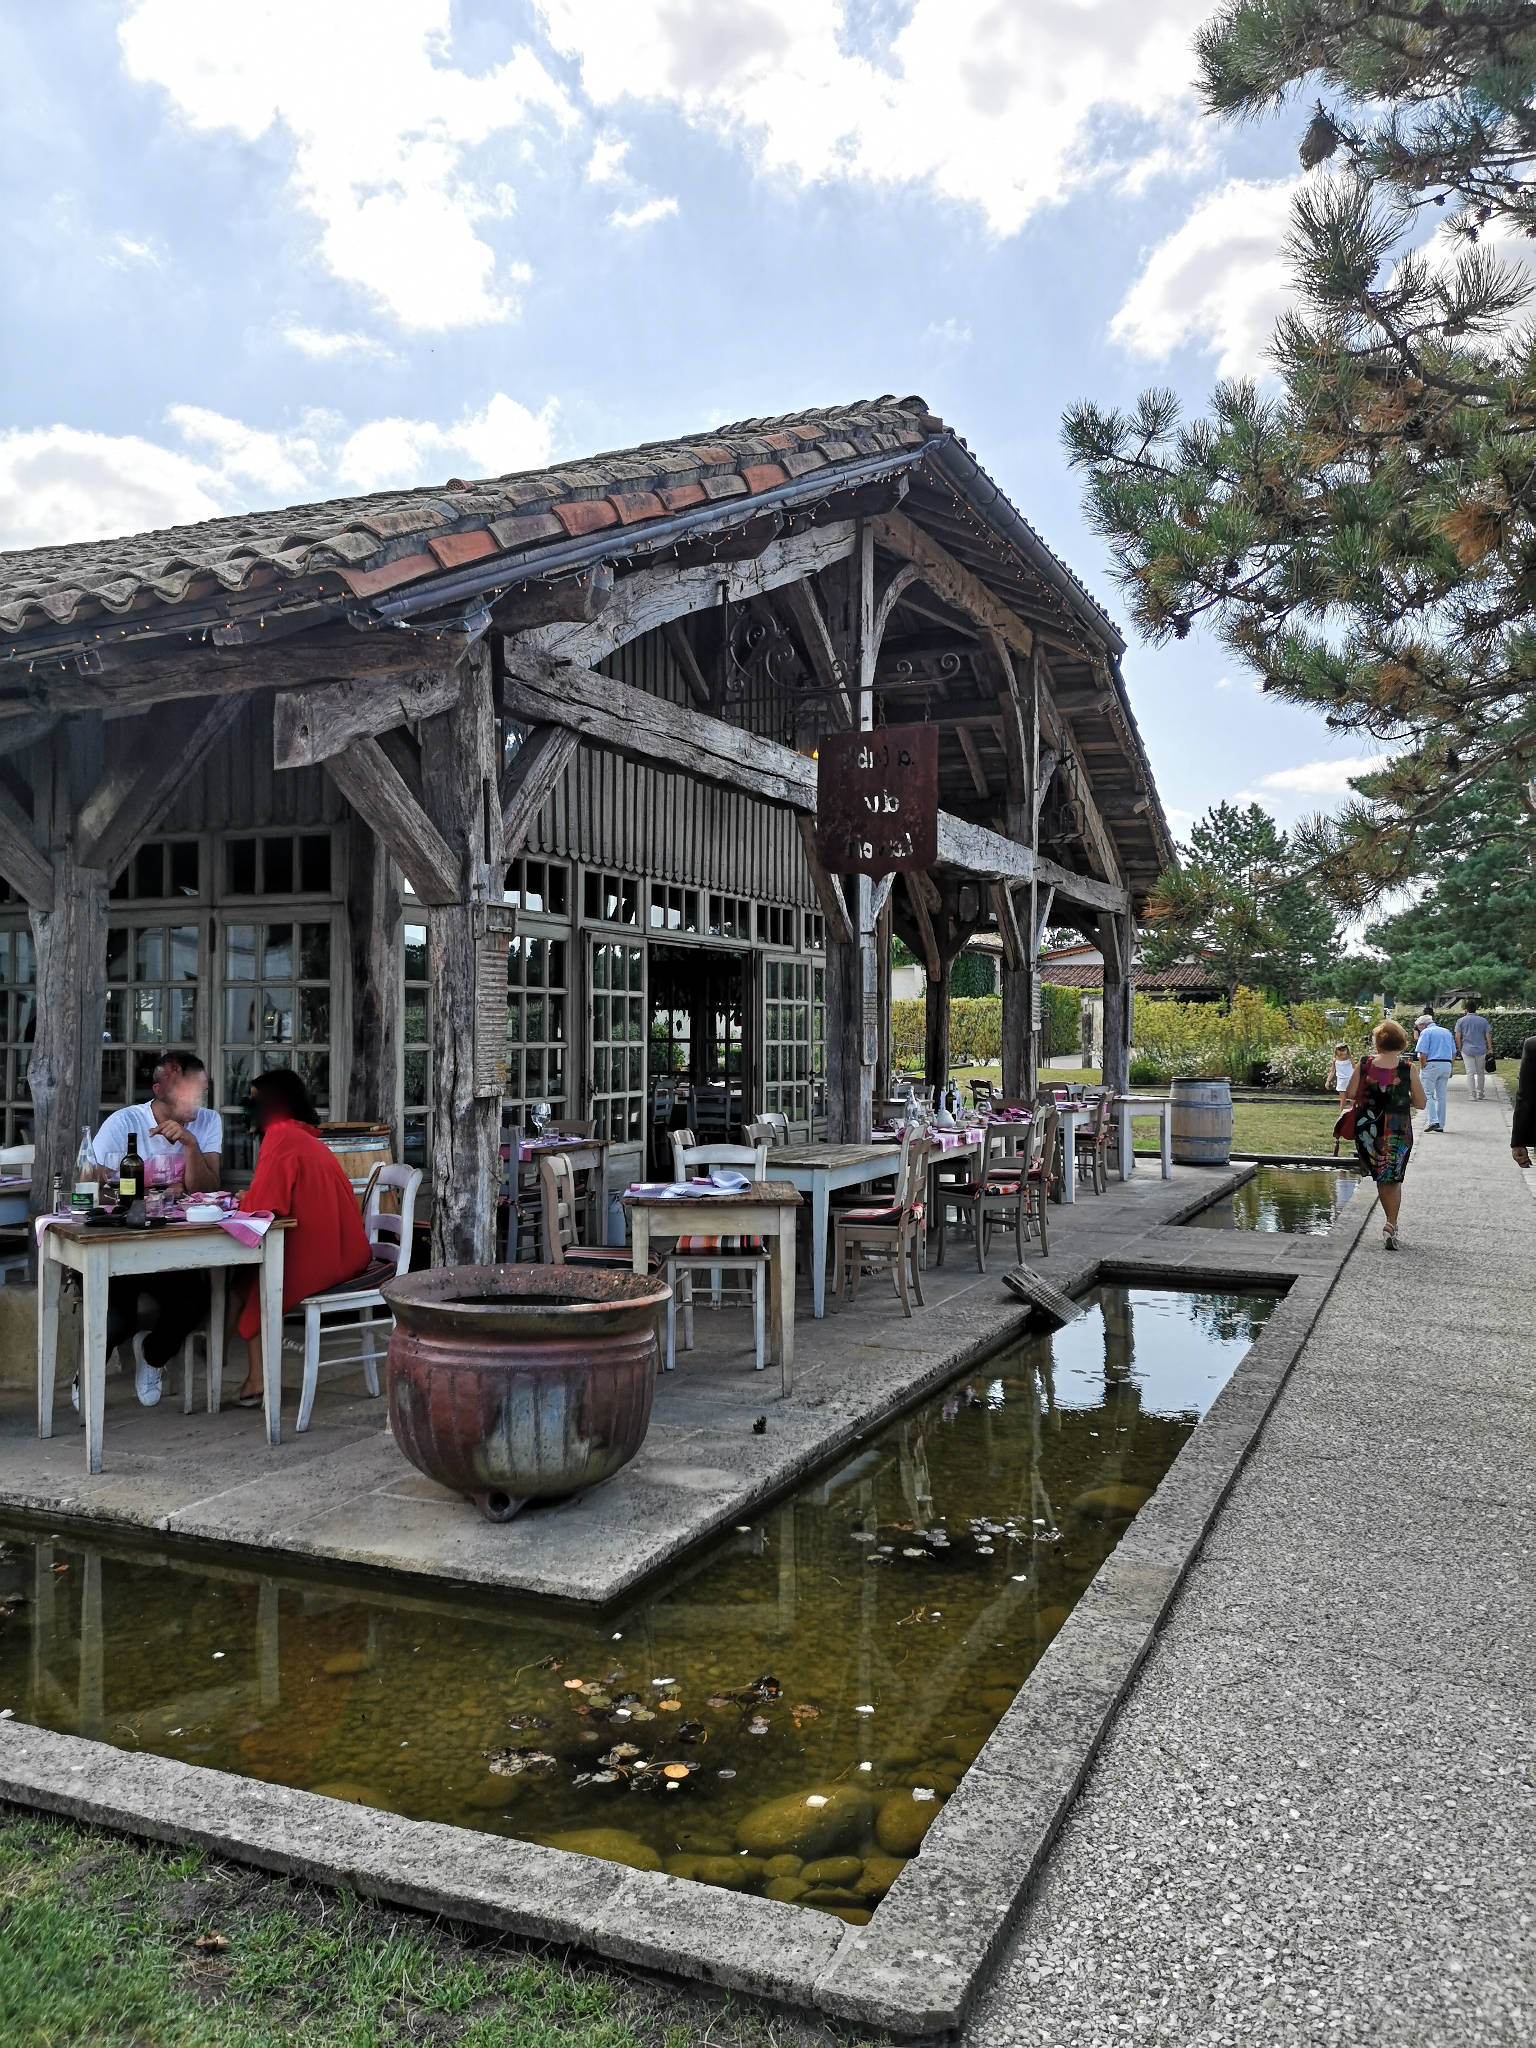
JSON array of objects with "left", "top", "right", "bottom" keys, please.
[
  {"left": 876, "top": 1789, "right": 941, "bottom": 1856},
  {"left": 735, "top": 1785, "right": 874, "bottom": 1860},
  {"left": 539, "top": 1828, "right": 662, "bottom": 1871}
]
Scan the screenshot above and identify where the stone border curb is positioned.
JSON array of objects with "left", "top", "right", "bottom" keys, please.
[{"left": 0, "top": 1181, "right": 1375, "bottom": 2040}]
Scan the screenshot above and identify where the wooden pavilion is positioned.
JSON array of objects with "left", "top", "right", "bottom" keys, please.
[{"left": 0, "top": 396, "right": 1173, "bottom": 1266}]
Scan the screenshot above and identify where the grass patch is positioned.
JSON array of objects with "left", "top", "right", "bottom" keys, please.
[
  {"left": 0, "top": 1809, "right": 864, "bottom": 2048},
  {"left": 1229, "top": 1099, "right": 1344, "bottom": 1156}
]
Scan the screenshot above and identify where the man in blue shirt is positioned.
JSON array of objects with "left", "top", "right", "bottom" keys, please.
[{"left": 1415, "top": 1013, "right": 1457, "bottom": 1131}]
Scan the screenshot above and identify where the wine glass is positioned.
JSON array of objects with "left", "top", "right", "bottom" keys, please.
[{"left": 530, "top": 1101, "right": 552, "bottom": 1141}]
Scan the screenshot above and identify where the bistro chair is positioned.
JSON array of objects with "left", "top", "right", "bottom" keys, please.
[
  {"left": 538, "top": 1152, "right": 645, "bottom": 1272},
  {"left": 959, "top": 1122, "right": 1042, "bottom": 1271},
  {"left": 665, "top": 1134, "right": 770, "bottom": 1376},
  {"left": 294, "top": 1163, "right": 423, "bottom": 1432},
  {"left": 831, "top": 1129, "right": 926, "bottom": 1318},
  {"left": 754, "top": 1109, "right": 790, "bottom": 1148},
  {"left": 1026, "top": 1106, "right": 1059, "bottom": 1252},
  {"left": 1074, "top": 1092, "right": 1112, "bottom": 1196}
]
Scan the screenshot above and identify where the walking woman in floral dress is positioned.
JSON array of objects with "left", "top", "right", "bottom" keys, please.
[{"left": 1351, "top": 1018, "right": 1427, "bottom": 1249}]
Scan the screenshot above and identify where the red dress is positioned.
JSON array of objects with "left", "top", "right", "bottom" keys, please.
[{"left": 236, "top": 1117, "right": 373, "bottom": 1340}]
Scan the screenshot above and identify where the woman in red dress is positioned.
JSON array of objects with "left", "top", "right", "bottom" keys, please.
[{"left": 231, "top": 1069, "right": 373, "bottom": 1407}]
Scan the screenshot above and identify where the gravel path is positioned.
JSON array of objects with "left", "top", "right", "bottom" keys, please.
[{"left": 964, "top": 1076, "right": 1535, "bottom": 2048}]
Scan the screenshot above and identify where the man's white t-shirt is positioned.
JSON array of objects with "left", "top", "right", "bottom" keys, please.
[{"left": 91, "top": 1101, "right": 223, "bottom": 1182}]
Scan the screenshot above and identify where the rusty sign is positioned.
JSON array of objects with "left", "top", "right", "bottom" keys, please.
[
  {"left": 815, "top": 724, "right": 938, "bottom": 876},
  {"left": 471, "top": 901, "right": 518, "bottom": 1100}
]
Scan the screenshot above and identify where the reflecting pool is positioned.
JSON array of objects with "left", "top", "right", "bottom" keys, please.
[{"left": 1184, "top": 1164, "right": 1361, "bottom": 1235}]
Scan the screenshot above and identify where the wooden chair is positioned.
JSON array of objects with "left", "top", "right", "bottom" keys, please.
[
  {"left": 539, "top": 1151, "right": 640, "bottom": 1270},
  {"left": 1026, "top": 1107, "right": 1059, "bottom": 1253},
  {"left": 295, "top": 1164, "right": 422, "bottom": 1432},
  {"left": 665, "top": 1134, "right": 770, "bottom": 1376},
  {"left": 961, "top": 1122, "right": 1042, "bottom": 1271},
  {"left": 831, "top": 1130, "right": 926, "bottom": 1318},
  {"left": 692, "top": 1083, "right": 731, "bottom": 1143},
  {"left": 754, "top": 1110, "right": 790, "bottom": 1148},
  {"left": 1074, "top": 1092, "right": 1112, "bottom": 1195}
]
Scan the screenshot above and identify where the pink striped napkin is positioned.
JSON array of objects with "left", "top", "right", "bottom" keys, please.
[{"left": 219, "top": 1211, "right": 274, "bottom": 1249}]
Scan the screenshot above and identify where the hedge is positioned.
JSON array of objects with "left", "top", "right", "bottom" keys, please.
[
  {"left": 1431, "top": 1009, "right": 1536, "bottom": 1057},
  {"left": 889, "top": 982, "right": 1085, "bottom": 1070}
]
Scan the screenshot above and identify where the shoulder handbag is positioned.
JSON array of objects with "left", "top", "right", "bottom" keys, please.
[
  {"left": 1486, "top": 1052, "right": 1497, "bottom": 1073},
  {"left": 1334, "top": 1059, "right": 1366, "bottom": 1143}
]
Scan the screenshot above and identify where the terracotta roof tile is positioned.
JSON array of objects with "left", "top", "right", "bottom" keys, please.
[
  {"left": 780, "top": 448, "right": 828, "bottom": 477},
  {"left": 739, "top": 462, "right": 788, "bottom": 492},
  {"left": 427, "top": 529, "right": 498, "bottom": 570},
  {"left": 700, "top": 474, "right": 750, "bottom": 500},
  {"left": 607, "top": 490, "right": 665, "bottom": 525},
  {"left": 552, "top": 498, "right": 620, "bottom": 538},
  {"left": 487, "top": 509, "right": 566, "bottom": 550},
  {"left": 657, "top": 483, "right": 707, "bottom": 512},
  {"left": 338, "top": 552, "right": 439, "bottom": 598}
]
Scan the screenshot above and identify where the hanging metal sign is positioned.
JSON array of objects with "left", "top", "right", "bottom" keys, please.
[
  {"left": 815, "top": 724, "right": 938, "bottom": 875},
  {"left": 471, "top": 901, "right": 518, "bottom": 1100}
]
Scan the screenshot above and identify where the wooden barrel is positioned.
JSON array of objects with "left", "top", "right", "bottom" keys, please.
[
  {"left": 1170, "top": 1077, "right": 1233, "bottom": 1165},
  {"left": 318, "top": 1125, "right": 392, "bottom": 1191}
]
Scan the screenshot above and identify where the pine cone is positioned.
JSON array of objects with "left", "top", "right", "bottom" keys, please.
[{"left": 1299, "top": 103, "right": 1339, "bottom": 171}]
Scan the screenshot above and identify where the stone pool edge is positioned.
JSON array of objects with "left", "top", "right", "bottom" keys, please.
[{"left": 0, "top": 1192, "right": 1372, "bottom": 2041}]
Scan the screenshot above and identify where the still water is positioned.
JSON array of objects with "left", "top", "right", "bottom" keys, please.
[
  {"left": 1184, "top": 1164, "right": 1361, "bottom": 1235},
  {"left": 0, "top": 1285, "right": 1276, "bottom": 1922}
]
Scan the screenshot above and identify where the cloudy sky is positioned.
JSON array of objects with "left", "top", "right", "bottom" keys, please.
[{"left": 0, "top": 0, "right": 1380, "bottom": 838}]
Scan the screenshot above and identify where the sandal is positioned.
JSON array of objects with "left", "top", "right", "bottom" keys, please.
[
  {"left": 234, "top": 1391, "right": 264, "bottom": 1408},
  {"left": 1383, "top": 1225, "right": 1398, "bottom": 1251}
]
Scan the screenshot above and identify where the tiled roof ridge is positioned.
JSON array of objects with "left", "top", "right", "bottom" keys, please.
[{"left": 0, "top": 396, "right": 938, "bottom": 636}]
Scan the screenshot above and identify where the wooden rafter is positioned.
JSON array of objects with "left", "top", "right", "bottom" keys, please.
[
  {"left": 79, "top": 697, "right": 247, "bottom": 878},
  {"left": 956, "top": 725, "right": 990, "bottom": 797},
  {"left": 324, "top": 738, "right": 461, "bottom": 906},
  {"left": 501, "top": 724, "right": 579, "bottom": 853},
  {"left": 794, "top": 815, "right": 854, "bottom": 949},
  {"left": 903, "top": 871, "right": 941, "bottom": 980}
]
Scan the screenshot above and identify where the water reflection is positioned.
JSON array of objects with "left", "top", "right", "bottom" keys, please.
[
  {"left": 1185, "top": 1164, "right": 1360, "bottom": 1236},
  {"left": 0, "top": 1286, "right": 1277, "bottom": 1916}
]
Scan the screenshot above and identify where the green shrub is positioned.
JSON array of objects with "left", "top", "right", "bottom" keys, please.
[
  {"left": 1429, "top": 1008, "right": 1536, "bottom": 1056},
  {"left": 1264, "top": 1042, "right": 1334, "bottom": 1091},
  {"left": 1041, "top": 982, "right": 1080, "bottom": 1061},
  {"left": 890, "top": 995, "right": 1003, "bottom": 1068}
]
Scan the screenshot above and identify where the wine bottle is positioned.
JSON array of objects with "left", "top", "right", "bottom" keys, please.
[
  {"left": 71, "top": 1126, "right": 95, "bottom": 1213},
  {"left": 117, "top": 1131, "right": 141, "bottom": 1206}
]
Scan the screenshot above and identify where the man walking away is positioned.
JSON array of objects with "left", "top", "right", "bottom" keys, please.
[
  {"left": 1456, "top": 1000, "right": 1493, "bottom": 1101},
  {"left": 1416, "top": 1012, "right": 1457, "bottom": 1131},
  {"left": 1511, "top": 1036, "right": 1536, "bottom": 1168}
]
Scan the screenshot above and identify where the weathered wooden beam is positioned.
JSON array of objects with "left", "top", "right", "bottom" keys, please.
[
  {"left": 661, "top": 621, "right": 712, "bottom": 709},
  {"left": 776, "top": 575, "right": 848, "bottom": 723},
  {"left": 0, "top": 712, "right": 58, "bottom": 758},
  {"left": 0, "top": 777, "right": 53, "bottom": 910},
  {"left": 871, "top": 562, "right": 921, "bottom": 652},
  {"left": 495, "top": 564, "right": 613, "bottom": 633},
  {"left": 324, "top": 738, "right": 461, "bottom": 906},
  {"left": 871, "top": 510, "right": 1033, "bottom": 665},
  {"left": 501, "top": 724, "right": 578, "bottom": 853},
  {"left": 1035, "top": 747, "right": 1060, "bottom": 826},
  {"left": 523, "top": 524, "right": 856, "bottom": 669},
  {"left": 956, "top": 725, "right": 990, "bottom": 798},
  {"left": 991, "top": 881, "right": 1026, "bottom": 973},
  {"left": 869, "top": 871, "right": 896, "bottom": 922},
  {"left": 77, "top": 697, "right": 246, "bottom": 877},
  {"left": 34, "top": 622, "right": 477, "bottom": 719},
  {"left": 1035, "top": 883, "right": 1058, "bottom": 946},
  {"left": 794, "top": 816, "right": 854, "bottom": 950},
  {"left": 904, "top": 871, "right": 941, "bottom": 980},
  {"left": 273, "top": 666, "right": 463, "bottom": 770},
  {"left": 345, "top": 816, "right": 402, "bottom": 1129}
]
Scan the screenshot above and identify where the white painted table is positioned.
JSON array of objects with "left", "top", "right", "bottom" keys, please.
[
  {"left": 765, "top": 1144, "right": 900, "bottom": 1318},
  {"left": 1050, "top": 1104, "right": 1092, "bottom": 1204},
  {"left": 0, "top": 1175, "right": 30, "bottom": 1226},
  {"left": 37, "top": 1217, "right": 293, "bottom": 1474},
  {"left": 1113, "top": 1094, "right": 1174, "bottom": 1182},
  {"left": 622, "top": 1182, "right": 800, "bottom": 1388}
]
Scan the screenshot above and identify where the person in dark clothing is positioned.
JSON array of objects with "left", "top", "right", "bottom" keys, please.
[{"left": 1510, "top": 1036, "right": 1536, "bottom": 1167}]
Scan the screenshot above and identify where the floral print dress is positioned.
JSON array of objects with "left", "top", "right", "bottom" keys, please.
[{"left": 1354, "top": 1057, "right": 1415, "bottom": 1184}]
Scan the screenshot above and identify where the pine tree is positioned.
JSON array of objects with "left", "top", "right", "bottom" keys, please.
[
  {"left": 1141, "top": 800, "right": 1339, "bottom": 998},
  {"left": 1063, "top": 0, "right": 1536, "bottom": 909}
]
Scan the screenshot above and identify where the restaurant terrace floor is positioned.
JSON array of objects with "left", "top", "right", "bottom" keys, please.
[{"left": 0, "top": 1158, "right": 1344, "bottom": 1605}]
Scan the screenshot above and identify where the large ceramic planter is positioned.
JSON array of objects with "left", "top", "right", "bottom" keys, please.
[{"left": 382, "top": 1265, "right": 669, "bottom": 1523}]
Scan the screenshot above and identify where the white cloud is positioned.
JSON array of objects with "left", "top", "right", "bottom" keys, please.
[
  {"left": 1111, "top": 176, "right": 1300, "bottom": 377},
  {"left": 587, "top": 133, "right": 630, "bottom": 183},
  {"left": 0, "top": 392, "right": 561, "bottom": 549},
  {"left": 536, "top": 0, "right": 1211, "bottom": 236},
  {"left": 609, "top": 196, "right": 678, "bottom": 230},
  {"left": 281, "top": 324, "right": 393, "bottom": 360},
  {"left": 924, "top": 317, "right": 971, "bottom": 346},
  {"left": 117, "top": 0, "right": 575, "bottom": 330},
  {"left": 1255, "top": 756, "right": 1374, "bottom": 799},
  {"left": 107, "top": 233, "right": 159, "bottom": 268}
]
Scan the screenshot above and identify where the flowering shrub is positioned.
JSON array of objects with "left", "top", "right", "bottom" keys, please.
[{"left": 1263, "top": 1042, "right": 1335, "bottom": 1091}]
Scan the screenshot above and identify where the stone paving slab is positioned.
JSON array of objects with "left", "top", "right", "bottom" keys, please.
[
  {"left": 962, "top": 1076, "right": 1535, "bottom": 2048},
  {"left": 0, "top": 1161, "right": 1289, "bottom": 1604}
]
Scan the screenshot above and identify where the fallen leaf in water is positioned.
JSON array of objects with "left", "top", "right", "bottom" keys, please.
[
  {"left": 51, "top": 1565, "right": 68, "bottom": 1575},
  {"left": 605, "top": 1743, "right": 641, "bottom": 1761},
  {"left": 748, "top": 1717, "right": 769, "bottom": 1736},
  {"left": 506, "top": 1714, "right": 550, "bottom": 1734},
  {"left": 537, "top": 1656, "right": 565, "bottom": 1672},
  {"left": 662, "top": 1763, "right": 690, "bottom": 1780},
  {"left": 483, "top": 1747, "right": 557, "bottom": 1777},
  {"left": 676, "top": 1721, "right": 706, "bottom": 1743},
  {"left": 563, "top": 1678, "right": 585, "bottom": 1690},
  {"left": 657, "top": 1699, "right": 681, "bottom": 1712},
  {"left": 791, "top": 1704, "right": 820, "bottom": 1722}
]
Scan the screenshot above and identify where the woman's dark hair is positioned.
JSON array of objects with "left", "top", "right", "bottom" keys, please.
[{"left": 248, "top": 1068, "right": 320, "bottom": 1128}]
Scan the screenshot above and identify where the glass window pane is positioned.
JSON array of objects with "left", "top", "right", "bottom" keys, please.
[
  {"left": 170, "top": 842, "right": 199, "bottom": 897},
  {"left": 297, "top": 1051, "right": 329, "bottom": 1102},
  {"left": 226, "top": 840, "right": 257, "bottom": 895},
  {"left": 402, "top": 1114, "right": 427, "bottom": 1168},
  {"left": 170, "top": 989, "right": 198, "bottom": 1042},
  {"left": 403, "top": 925, "right": 427, "bottom": 979},
  {"left": 13, "top": 995, "right": 33, "bottom": 1048},
  {"left": 507, "top": 1000, "right": 523, "bottom": 1045},
  {"left": 223, "top": 1053, "right": 251, "bottom": 1105},
  {"left": 163, "top": 926, "right": 196, "bottom": 983},
  {"left": 262, "top": 925, "right": 293, "bottom": 981},
  {"left": 299, "top": 835, "right": 331, "bottom": 894},
  {"left": 263, "top": 838, "right": 294, "bottom": 894},
  {"left": 404, "top": 996, "right": 428, "bottom": 1044},
  {"left": 525, "top": 996, "right": 546, "bottom": 1044},
  {"left": 259, "top": 1051, "right": 292, "bottom": 1073},
  {"left": 548, "top": 939, "right": 565, "bottom": 986},
  {"left": 592, "top": 946, "right": 608, "bottom": 992},
  {"left": 102, "top": 989, "right": 125, "bottom": 1042},
  {"left": 262, "top": 989, "right": 294, "bottom": 1044},
  {"left": 225, "top": 925, "right": 257, "bottom": 982},
  {"left": 525, "top": 1050, "right": 544, "bottom": 1094},
  {"left": 300, "top": 923, "right": 329, "bottom": 979},
  {"left": 547, "top": 1048, "right": 564, "bottom": 1095},
  {"left": 132, "top": 1050, "right": 159, "bottom": 1099},
  {"left": 133, "top": 844, "right": 164, "bottom": 898},
  {"left": 299, "top": 989, "right": 330, "bottom": 1042},
  {"left": 593, "top": 1047, "right": 608, "bottom": 1092},
  {"left": 135, "top": 928, "right": 164, "bottom": 983},
  {"left": 526, "top": 937, "right": 546, "bottom": 985},
  {"left": 549, "top": 867, "right": 568, "bottom": 915},
  {"left": 133, "top": 990, "right": 163, "bottom": 1043},
  {"left": 224, "top": 989, "right": 258, "bottom": 1045},
  {"left": 100, "top": 1049, "right": 126, "bottom": 1103},
  {"left": 549, "top": 994, "right": 565, "bottom": 1043},
  {"left": 13, "top": 932, "right": 31, "bottom": 985},
  {"left": 404, "top": 1051, "right": 427, "bottom": 1103}
]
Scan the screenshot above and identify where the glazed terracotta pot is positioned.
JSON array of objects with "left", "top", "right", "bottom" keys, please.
[{"left": 382, "top": 1265, "right": 669, "bottom": 1522}]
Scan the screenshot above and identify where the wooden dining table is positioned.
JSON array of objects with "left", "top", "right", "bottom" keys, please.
[
  {"left": 36, "top": 1215, "right": 295, "bottom": 1475},
  {"left": 621, "top": 1181, "right": 801, "bottom": 1388},
  {"left": 762, "top": 1143, "right": 902, "bottom": 1318},
  {"left": 513, "top": 1135, "right": 612, "bottom": 1246}
]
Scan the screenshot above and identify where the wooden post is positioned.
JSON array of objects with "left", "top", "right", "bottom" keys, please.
[
  {"left": 345, "top": 815, "right": 402, "bottom": 1132},
  {"left": 824, "top": 522, "right": 882, "bottom": 1143},
  {"left": 29, "top": 858, "right": 108, "bottom": 1210},
  {"left": 874, "top": 891, "right": 893, "bottom": 1104},
  {"left": 418, "top": 643, "right": 504, "bottom": 1269},
  {"left": 925, "top": 953, "right": 952, "bottom": 1096},
  {"left": 1000, "top": 647, "right": 1041, "bottom": 1103},
  {"left": 1100, "top": 909, "right": 1135, "bottom": 1095}
]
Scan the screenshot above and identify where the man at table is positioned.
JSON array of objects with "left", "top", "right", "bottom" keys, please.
[
  {"left": 226, "top": 1068, "right": 374, "bottom": 1408},
  {"left": 88, "top": 1050, "right": 223, "bottom": 1409}
]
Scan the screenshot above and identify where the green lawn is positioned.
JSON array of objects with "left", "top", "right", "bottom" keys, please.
[{"left": 0, "top": 1811, "right": 861, "bottom": 2048}]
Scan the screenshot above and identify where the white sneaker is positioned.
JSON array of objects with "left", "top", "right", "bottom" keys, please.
[
  {"left": 132, "top": 1331, "right": 162, "bottom": 1407},
  {"left": 69, "top": 1376, "right": 79, "bottom": 1413}
]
